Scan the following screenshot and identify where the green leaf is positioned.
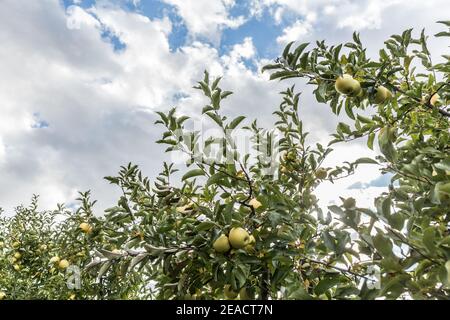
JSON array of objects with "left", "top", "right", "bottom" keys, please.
[
  {"left": 282, "top": 41, "right": 295, "bottom": 59},
  {"left": 437, "top": 20, "right": 450, "bottom": 27},
  {"left": 337, "top": 122, "right": 352, "bottom": 135},
  {"left": 211, "top": 77, "right": 222, "bottom": 90},
  {"left": 357, "top": 114, "right": 373, "bottom": 124},
  {"left": 435, "top": 31, "right": 450, "bottom": 37},
  {"left": 354, "top": 157, "right": 378, "bottom": 165},
  {"left": 299, "top": 52, "right": 310, "bottom": 69},
  {"left": 155, "top": 111, "right": 169, "bottom": 125},
  {"left": 211, "top": 90, "right": 221, "bottom": 108},
  {"left": 98, "top": 261, "right": 112, "bottom": 278},
  {"left": 289, "top": 286, "right": 313, "bottom": 300},
  {"left": 345, "top": 100, "right": 355, "bottom": 119},
  {"left": 434, "top": 158, "right": 450, "bottom": 171},
  {"left": 378, "top": 127, "right": 397, "bottom": 162},
  {"left": 98, "top": 249, "right": 122, "bottom": 260},
  {"left": 362, "top": 62, "right": 381, "bottom": 68},
  {"left": 182, "top": 169, "right": 205, "bottom": 181},
  {"left": 322, "top": 231, "right": 336, "bottom": 251},
  {"left": 292, "top": 42, "right": 309, "bottom": 66},
  {"left": 373, "top": 234, "right": 393, "bottom": 257},
  {"left": 422, "top": 227, "right": 436, "bottom": 253},
  {"left": 177, "top": 116, "right": 190, "bottom": 126},
  {"left": 367, "top": 132, "right": 375, "bottom": 150},
  {"left": 269, "top": 70, "right": 298, "bottom": 81},
  {"left": 205, "top": 112, "right": 223, "bottom": 126},
  {"left": 156, "top": 139, "right": 177, "bottom": 145},
  {"left": 206, "top": 172, "right": 227, "bottom": 186},
  {"left": 196, "top": 221, "right": 216, "bottom": 232},
  {"left": 129, "top": 254, "right": 148, "bottom": 270},
  {"left": 271, "top": 266, "right": 290, "bottom": 286},
  {"left": 261, "top": 64, "right": 282, "bottom": 73},
  {"left": 328, "top": 205, "right": 344, "bottom": 215},
  {"left": 228, "top": 116, "right": 246, "bottom": 130},
  {"left": 380, "top": 257, "right": 402, "bottom": 272},
  {"left": 314, "top": 274, "right": 342, "bottom": 295},
  {"left": 202, "top": 105, "right": 214, "bottom": 114},
  {"left": 221, "top": 91, "right": 233, "bottom": 99}
]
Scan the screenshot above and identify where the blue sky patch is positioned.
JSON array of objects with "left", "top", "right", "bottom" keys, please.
[
  {"left": 31, "top": 113, "right": 49, "bottom": 129},
  {"left": 348, "top": 173, "right": 393, "bottom": 190},
  {"left": 60, "top": 0, "right": 294, "bottom": 59},
  {"left": 100, "top": 28, "right": 127, "bottom": 52},
  {"left": 133, "top": 1, "right": 189, "bottom": 51}
]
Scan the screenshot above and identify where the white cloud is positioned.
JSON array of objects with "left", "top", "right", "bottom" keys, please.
[
  {"left": 0, "top": 0, "right": 449, "bottom": 216},
  {"left": 221, "top": 37, "right": 256, "bottom": 69},
  {"left": 273, "top": 6, "right": 284, "bottom": 24},
  {"left": 161, "top": 0, "right": 246, "bottom": 44},
  {"left": 0, "top": 0, "right": 281, "bottom": 213},
  {"left": 276, "top": 18, "right": 313, "bottom": 45},
  {"left": 336, "top": 0, "right": 400, "bottom": 30}
]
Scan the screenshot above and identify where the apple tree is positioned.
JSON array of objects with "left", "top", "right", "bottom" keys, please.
[
  {"left": 0, "top": 193, "right": 148, "bottom": 299},
  {"left": 89, "top": 69, "right": 383, "bottom": 300}
]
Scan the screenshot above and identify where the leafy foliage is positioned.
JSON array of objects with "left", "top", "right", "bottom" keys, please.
[
  {"left": 263, "top": 23, "right": 450, "bottom": 299},
  {"left": 0, "top": 23, "right": 449, "bottom": 300}
]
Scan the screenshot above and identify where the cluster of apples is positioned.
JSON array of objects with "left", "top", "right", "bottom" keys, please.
[
  {"left": 335, "top": 74, "right": 392, "bottom": 105},
  {"left": 212, "top": 198, "right": 262, "bottom": 254},
  {"left": 336, "top": 74, "right": 444, "bottom": 107},
  {"left": 10, "top": 251, "right": 22, "bottom": 271},
  {"left": 49, "top": 255, "right": 70, "bottom": 270},
  {"left": 279, "top": 151, "right": 298, "bottom": 174},
  {"left": 213, "top": 227, "right": 256, "bottom": 254}
]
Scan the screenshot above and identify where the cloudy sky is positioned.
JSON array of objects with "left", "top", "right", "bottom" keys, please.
[{"left": 0, "top": 0, "right": 449, "bottom": 214}]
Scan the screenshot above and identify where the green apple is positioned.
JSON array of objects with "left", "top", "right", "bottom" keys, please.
[
  {"left": 315, "top": 168, "right": 328, "bottom": 180},
  {"left": 50, "top": 256, "right": 60, "bottom": 264},
  {"left": 229, "top": 227, "right": 250, "bottom": 249},
  {"left": 373, "top": 85, "right": 392, "bottom": 104},
  {"left": 430, "top": 93, "right": 440, "bottom": 106},
  {"left": 239, "top": 287, "right": 252, "bottom": 300},
  {"left": 79, "top": 222, "right": 92, "bottom": 234},
  {"left": 245, "top": 235, "right": 256, "bottom": 253},
  {"left": 58, "top": 259, "right": 70, "bottom": 270},
  {"left": 343, "top": 197, "right": 356, "bottom": 209},
  {"left": 249, "top": 198, "right": 262, "bottom": 209},
  {"left": 335, "top": 74, "right": 361, "bottom": 96},
  {"left": 280, "top": 165, "right": 289, "bottom": 173},
  {"left": 286, "top": 151, "right": 297, "bottom": 161},
  {"left": 213, "top": 234, "right": 231, "bottom": 253},
  {"left": 437, "top": 182, "right": 450, "bottom": 202},
  {"left": 445, "top": 260, "right": 450, "bottom": 284},
  {"left": 224, "top": 285, "right": 238, "bottom": 299}
]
